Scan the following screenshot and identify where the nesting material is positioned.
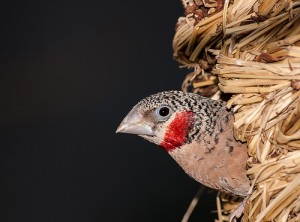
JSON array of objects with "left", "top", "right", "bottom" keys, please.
[{"left": 173, "top": 0, "right": 300, "bottom": 221}]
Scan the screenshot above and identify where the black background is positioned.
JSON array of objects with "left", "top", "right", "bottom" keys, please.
[{"left": 0, "top": 1, "right": 217, "bottom": 221}]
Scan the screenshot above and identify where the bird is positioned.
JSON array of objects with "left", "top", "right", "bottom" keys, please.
[{"left": 116, "top": 90, "right": 250, "bottom": 197}]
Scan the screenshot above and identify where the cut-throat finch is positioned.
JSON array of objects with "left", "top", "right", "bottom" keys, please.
[{"left": 116, "top": 91, "right": 250, "bottom": 197}]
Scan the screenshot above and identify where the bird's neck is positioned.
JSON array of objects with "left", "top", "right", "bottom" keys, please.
[
  {"left": 159, "top": 106, "right": 233, "bottom": 152},
  {"left": 187, "top": 105, "right": 233, "bottom": 147},
  {"left": 167, "top": 113, "right": 250, "bottom": 196}
]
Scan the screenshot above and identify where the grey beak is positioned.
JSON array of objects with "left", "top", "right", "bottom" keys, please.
[{"left": 116, "top": 106, "right": 154, "bottom": 136}]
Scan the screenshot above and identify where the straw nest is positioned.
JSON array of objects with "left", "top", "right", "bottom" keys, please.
[{"left": 173, "top": 0, "right": 300, "bottom": 221}]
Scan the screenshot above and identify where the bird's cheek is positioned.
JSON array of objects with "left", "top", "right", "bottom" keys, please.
[{"left": 159, "top": 111, "right": 194, "bottom": 152}]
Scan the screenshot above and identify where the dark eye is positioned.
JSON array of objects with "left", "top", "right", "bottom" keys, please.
[
  {"left": 159, "top": 107, "right": 170, "bottom": 117},
  {"left": 155, "top": 106, "right": 172, "bottom": 121}
]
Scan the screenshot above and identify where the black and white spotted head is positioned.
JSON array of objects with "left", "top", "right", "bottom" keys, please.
[{"left": 116, "top": 91, "right": 229, "bottom": 152}]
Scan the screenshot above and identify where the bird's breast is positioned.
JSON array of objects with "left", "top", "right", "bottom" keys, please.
[{"left": 168, "top": 138, "right": 250, "bottom": 196}]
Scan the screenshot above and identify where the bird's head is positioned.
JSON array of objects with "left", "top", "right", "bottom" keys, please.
[{"left": 116, "top": 91, "right": 225, "bottom": 152}]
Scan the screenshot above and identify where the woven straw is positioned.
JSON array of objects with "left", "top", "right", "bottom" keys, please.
[{"left": 173, "top": 0, "right": 300, "bottom": 221}]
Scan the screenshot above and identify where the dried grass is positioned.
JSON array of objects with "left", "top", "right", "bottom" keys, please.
[{"left": 174, "top": 0, "right": 300, "bottom": 221}]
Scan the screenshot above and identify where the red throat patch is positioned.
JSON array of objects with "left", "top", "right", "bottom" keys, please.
[{"left": 160, "top": 111, "right": 194, "bottom": 152}]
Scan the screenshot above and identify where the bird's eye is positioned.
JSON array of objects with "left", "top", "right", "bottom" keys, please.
[
  {"left": 155, "top": 106, "right": 172, "bottom": 121},
  {"left": 159, "top": 107, "right": 169, "bottom": 117}
]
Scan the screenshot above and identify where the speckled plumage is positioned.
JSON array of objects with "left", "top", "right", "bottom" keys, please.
[
  {"left": 137, "top": 91, "right": 231, "bottom": 144},
  {"left": 117, "top": 91, "right": 250, "bottom": 197}
]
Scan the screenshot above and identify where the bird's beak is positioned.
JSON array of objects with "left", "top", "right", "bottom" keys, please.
[{"left": 116, "top": 106, "right": 154, "bottom": 136}]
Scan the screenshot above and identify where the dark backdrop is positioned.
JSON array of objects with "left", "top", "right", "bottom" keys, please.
[{"left": 0, "top": 1, "right": 217, "bottom": 221}]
